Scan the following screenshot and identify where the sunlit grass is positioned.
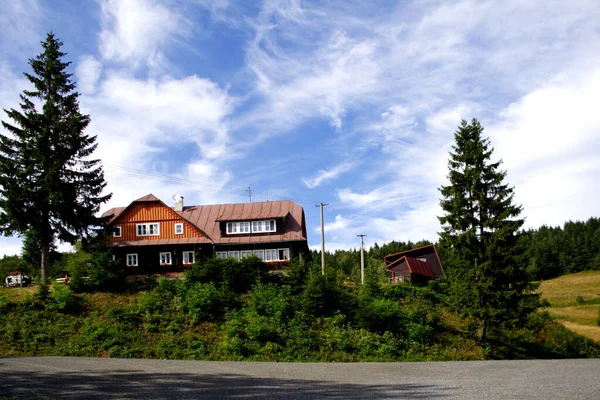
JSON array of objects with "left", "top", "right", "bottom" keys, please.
[
  {"left": 538, "top": 270, "right": 600, "bottom": 307},
  {"left": 538, "top": 271, "right": 600, "bottom": 342}
]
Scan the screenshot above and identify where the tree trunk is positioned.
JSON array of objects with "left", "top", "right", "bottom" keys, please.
[
  {"left": 40, "top": 240, "right": 50, "bottom": 283},
  {"left": 478, "top": 318, "right": 487, "bottom": 340}
]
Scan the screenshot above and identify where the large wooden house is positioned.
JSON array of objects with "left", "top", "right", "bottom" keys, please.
[
  {"left": 102, "top": 194, "right": 309, "bottom": 271},
  {"left": 384, "top": 244, "right": 445, "bottom": 283}
]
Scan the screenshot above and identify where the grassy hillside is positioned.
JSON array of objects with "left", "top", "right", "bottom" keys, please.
[
  {"left": 538, "top": 270, "right": 600, "bottom": 342},
  {"left": 2, "top": 264, "right": 600, "bottom": 361}
]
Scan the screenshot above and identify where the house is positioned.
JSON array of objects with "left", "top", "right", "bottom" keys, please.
[
  {"left": 101, "top": 194, "right": 309, "bottom": 271},
  {"left": 384, "top": 244, "right": 445, "bottom": 283}
]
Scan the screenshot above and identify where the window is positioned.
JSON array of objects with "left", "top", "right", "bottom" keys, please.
[
  {"left": 136, "top": 223, "right": 160, "bottom": 236},
  {"left": 159, "top": 252, "right": 172, "bottom": 265},
  {"left": 183, "top": 251, "right": 194, "bottom": 265},
  {"left": 251, "top": 220, "right": 276, "bottom": 233},
  {"left": 229, "top": 251, "right": 240, "bottom": 260},
  {"left": 253, "top": 249, "right": 265, "bottom": 260},
  {"left": 240, "top": 250, "right": 252, "bottom": 259},
  {"left": 148, "top": 223, "right": 159, "bottom": 235},
  {"left": 226, "top": 221, "right": 250, "bottom": 234},
  {"left": 126, "top": 254, "right": 138, "bottom": 267},
  {"left": 278, "top": 248, "right": 290, "bottom": 261},
  {"left": 226, "top": 220, "right": 276, "bottom": 234},
  {"left": 264, "top": 249, "right": 277, "bottom": 261},
  {"left": 216, "top": 251, "right": 228, "bottom": 259},
  {"left": 175, "top": 223, "right": 184, "bottom": 235},
  {"left": 417, "top": 257, "right": 427, "bottom": 262},
  {"left": 113, "top": 226, "right": 122, "bottom": 238}
]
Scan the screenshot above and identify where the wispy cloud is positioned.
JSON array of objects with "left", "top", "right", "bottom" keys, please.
[
  {"left": 302, "top": 162, "right": 354, "bottom": 189},
  {"left": 98, "top": 0, "right": 191, "bottom": 69}
]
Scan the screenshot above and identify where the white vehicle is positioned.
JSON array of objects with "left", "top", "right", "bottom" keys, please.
[{"left": 4, "top": 271, "right": 24, "bottom": 287}]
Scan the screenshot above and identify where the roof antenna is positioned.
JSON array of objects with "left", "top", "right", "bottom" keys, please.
[{"left": 245, "top": 185, "right": 252, "bottom": 202}]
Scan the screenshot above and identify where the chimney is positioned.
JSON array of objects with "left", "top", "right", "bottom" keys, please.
[{"left": 174, "top": 195, "right": 184, "bottom": 212}]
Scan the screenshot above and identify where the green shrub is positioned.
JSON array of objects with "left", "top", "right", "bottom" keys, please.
[
  {"left": 576, "top": 296, "right": 585, "bottom": 305},
  {"left": 0, "top": 292, "right": 9, "bottom": 313},
  {"left": 46, "top": 283, "right": 75, "bottom": 312},
  {"left": 356, "top": 298, "right": 406, "bottom": 334},
  {"left": 245, "top": 283, "right": 292, "bottom": 324},
  {"left": 185, "top": 282, "right": 219, "bottom": 324}
]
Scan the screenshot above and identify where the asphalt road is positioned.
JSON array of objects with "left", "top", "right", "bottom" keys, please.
[{"left": 1, "top": 357, "right": 599, "bottom": 399}]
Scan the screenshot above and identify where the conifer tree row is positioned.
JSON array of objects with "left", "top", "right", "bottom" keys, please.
[
  {"left": 438, "top": 118, "right": 538, "bottom": 340},
  {"left": 0, "top": 33, "right": 111, "bottom": 282}
]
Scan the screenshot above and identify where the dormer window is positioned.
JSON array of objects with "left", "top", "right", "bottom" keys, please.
[
  {"left": 226, "top": 221, "right": 250, "bottom": 234},
  {"left": 226, "top": 219, "right": 276, "bottom": 234},
  {"left": 113, "top": 226, "right": 122, "bottom": 238}
]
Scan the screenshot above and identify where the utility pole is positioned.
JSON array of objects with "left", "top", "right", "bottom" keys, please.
[
  {"left": 316, "top": 202, "right": 329, "bottom": 275},
  {"left": 357, "top": 234, "right": 367, "bottom": 284}
]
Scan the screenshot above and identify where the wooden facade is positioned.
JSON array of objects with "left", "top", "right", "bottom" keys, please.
[
  {"left": 103, "top": 194, "right": 310, "bottom": 273},
  {"left": 109, "top": 202, "right": 203, "bottom": 243}
]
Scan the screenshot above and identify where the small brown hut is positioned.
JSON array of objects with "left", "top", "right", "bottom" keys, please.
[{"left": 384, "top": 244, "right": 444, "bottom": 283}]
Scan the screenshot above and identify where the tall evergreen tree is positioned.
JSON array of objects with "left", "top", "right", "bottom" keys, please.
[
  {"left": 438, "top": 118, "right": 538, "bottom": 340},
  {"left": 0, "top": 33, "right": 111, "bottom": 282}
]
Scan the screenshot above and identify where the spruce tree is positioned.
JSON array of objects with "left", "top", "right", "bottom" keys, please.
[
  {"left": 0, "top": 33, "right": 111, "bottom": 282},
  {"left": 439, "top": 118, "right": 538, "bottom": 340}
]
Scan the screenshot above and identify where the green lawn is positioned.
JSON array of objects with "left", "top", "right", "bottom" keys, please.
[{"left": 538, "top": 271, "right": 600, "bottom": 342}]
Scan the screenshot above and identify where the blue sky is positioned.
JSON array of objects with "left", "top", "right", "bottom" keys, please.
[{"left": 1, "top": 0, "right": 600, "bottom": 256}]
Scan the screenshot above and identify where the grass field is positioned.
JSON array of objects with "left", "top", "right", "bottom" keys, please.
[{"left": 538, "top": 271, "right": 600, "bottom": 342}]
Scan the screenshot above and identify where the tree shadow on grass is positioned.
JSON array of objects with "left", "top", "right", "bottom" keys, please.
[{"left": 0, "top": 365, "right": 454, "bottom": 399}]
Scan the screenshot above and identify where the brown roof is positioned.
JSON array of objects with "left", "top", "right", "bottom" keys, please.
[
  {"left": 102, "top": 196, "right": 307, "bottom": 246},
  {"left": 134, "top": 194, "right": 160, "bottom": 202},
  {"left": 178, "top": 200, "right": 306, "bottom": 244}
]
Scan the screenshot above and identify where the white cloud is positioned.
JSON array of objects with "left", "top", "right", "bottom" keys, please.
[
  {"left": 489, "top": 68, "right": 600, "bottom": 229},
  {"left": 315, "top": 214, "right": 350, "bottom": 233},
  {"left": 76, "top": 56, "right": 103, "bottom": 94},
  {"left": 0, "top": 0, "right": 42, "bottom": 56},
  {"left": 98, "top": 0, "right": 190, "bottom": 69},
  {"left": 302, "top": 162, "right": 354, "bottom": 189}
]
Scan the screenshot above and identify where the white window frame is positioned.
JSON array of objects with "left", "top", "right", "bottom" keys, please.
[
  {"left": 183, "top": 251, "right": 194, "bottom": 265},
  {"left": 159, "top": 252, "right": 172, "bottom": 265},
  {"left": 228, "top": 251, "right": 240, "bottom": 260},
  {"left": 216, "top": 251, "right": 228, "bottom": 259},
  {"left": 136, "top": 223, "right": 160, "bottom": 237},
  {"left": 264, "top": 249, "right": 277, "bottom": 261},
  {"left": 253, "top": 249, "right": 265, "bottom": 260},
  {"left": 240, "top": 250, "right": 253, "bottom": 259},
  {"left": 174, "top": 223, "right": 184, "bottom": 235},
  {"left": 226, "top": 220, "right": 276, "bottom": 235},
  {"left": 226, "top": 221, "right": 250, "bottom": 234},
  {"left": 278, "top": 248, "right": 290, "bottom": 261},
  {"left": 126, "top": 253, "right": 138, "bottom": 267},
  {"left": 113, "top": 226, "right": 122, "bottom": 238}
]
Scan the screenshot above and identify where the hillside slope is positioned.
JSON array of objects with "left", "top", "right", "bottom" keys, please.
[{"left": 538, "top": 271, "right": 600, "bottom": 342}]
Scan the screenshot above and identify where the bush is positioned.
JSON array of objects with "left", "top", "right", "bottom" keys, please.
[
  {"left": 0, "top": 292, "right": 9, "bottom": 316},
  {"left": 46, "top": 283, "right": 75, "bottom": 312},
  {"left": 576, "top": 296, "right": 585, "bottom": 305},
  {"left": 184, "top": 282, "right": 220, "bottom": 324},
  {"left": 356, "top": 298, "right": 407, "bottom": 334}
]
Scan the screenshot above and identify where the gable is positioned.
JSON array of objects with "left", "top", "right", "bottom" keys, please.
[{"left": 109, "top": 200, "right": 205, "bottom": 242}]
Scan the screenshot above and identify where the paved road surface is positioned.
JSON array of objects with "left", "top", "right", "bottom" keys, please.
[{"left": 1, "top": 357, "right": 599, "bottom": 399}]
